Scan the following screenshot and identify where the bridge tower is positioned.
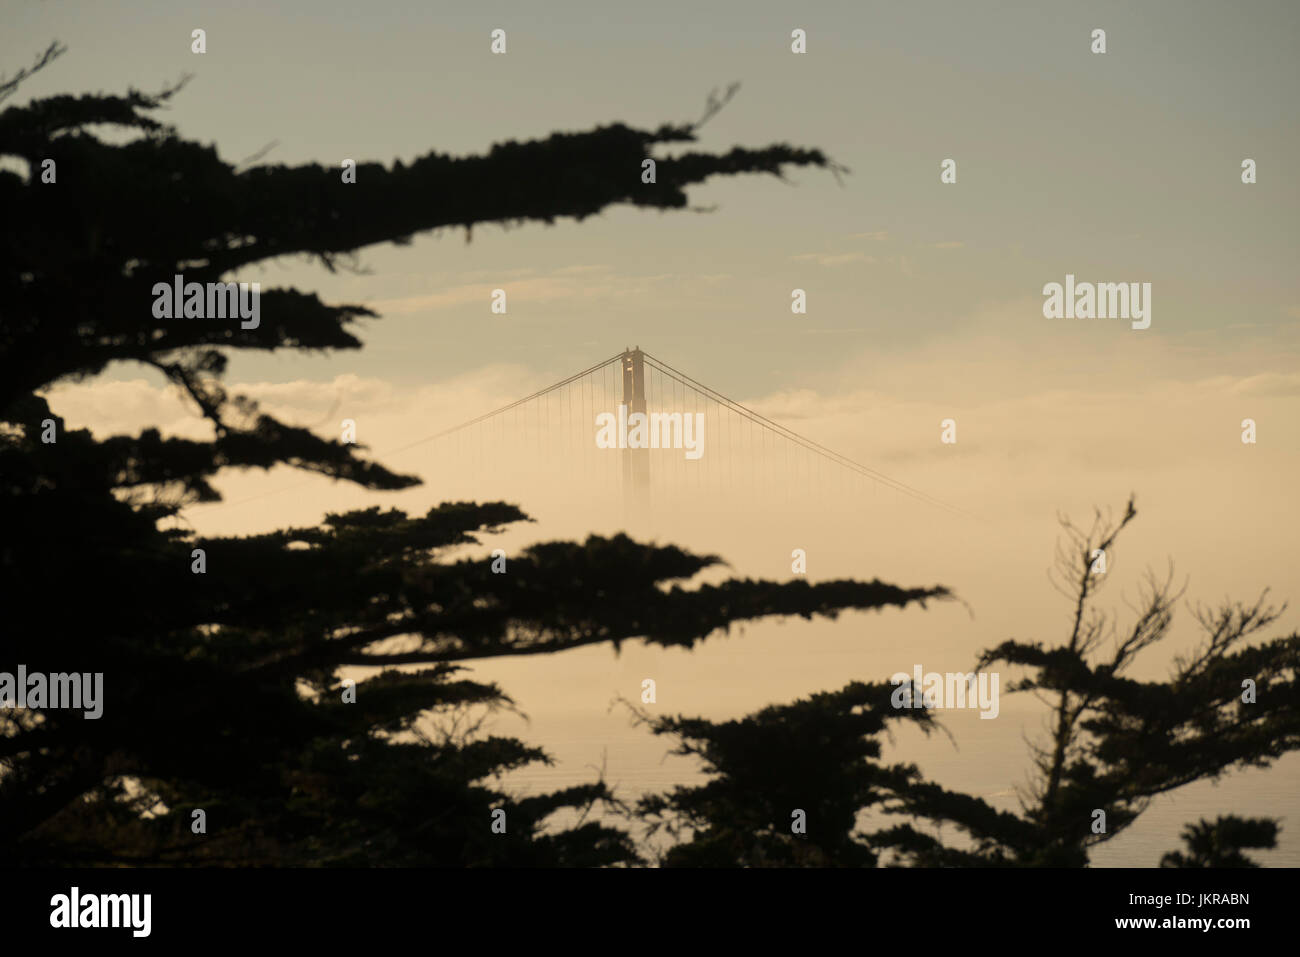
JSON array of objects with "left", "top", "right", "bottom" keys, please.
[{"left": 621, "top": 346, "right": 649, "bottom": 513}]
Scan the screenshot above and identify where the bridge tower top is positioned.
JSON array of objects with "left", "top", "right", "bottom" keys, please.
[{"left": 621, "top": 347, "right": 649, "bottom": 512}]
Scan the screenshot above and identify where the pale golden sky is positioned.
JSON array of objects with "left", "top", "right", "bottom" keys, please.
[{"left": 14, "top": 0, "right": 1299, "bottom": 864}]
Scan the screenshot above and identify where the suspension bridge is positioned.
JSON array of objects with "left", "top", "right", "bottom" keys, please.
[
  {"left": 400, "top": 348, "right": 966, "bottom": 519},
  {"left": 192, "top": 347, "right": 967, "bottom": 523}
]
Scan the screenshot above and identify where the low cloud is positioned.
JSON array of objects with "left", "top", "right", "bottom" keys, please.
[
  {"left": 366, "top": 265, "right": 652, "bottom": 315},
  {"left": 791, "top": 251, "right": 876, "bottom": 267}
]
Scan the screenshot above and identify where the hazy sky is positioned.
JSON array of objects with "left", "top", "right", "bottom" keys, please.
[
  {"left": 11, "top": 0, "right": 1299, "bottom": 864},
  {"left": 8, "top": 0, "right": 1299, "bottom": 391}
]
